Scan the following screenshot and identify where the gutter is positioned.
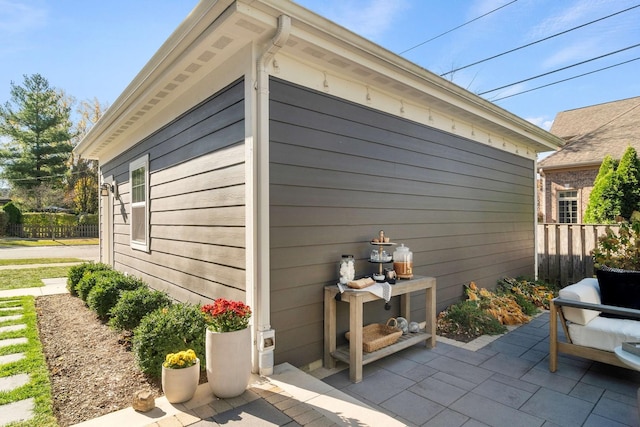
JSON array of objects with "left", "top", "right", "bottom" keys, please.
[
  {"left": 254, "top": 14, "right": 291, "bottom": 376},
  {"left": 538, "top": 160, "right": 602, "bottom": 172}
]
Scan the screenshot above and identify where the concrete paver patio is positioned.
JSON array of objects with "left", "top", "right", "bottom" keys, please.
[{"left": 320, "top": 313, "right": 640, "bottom": 426}]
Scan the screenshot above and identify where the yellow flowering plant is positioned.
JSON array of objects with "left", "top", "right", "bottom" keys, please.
[{"left": 163, "top": 349, "right": 197, "bottom": 369}]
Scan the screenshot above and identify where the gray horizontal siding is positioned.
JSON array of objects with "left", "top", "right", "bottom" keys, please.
[
  {"left": 269, "top": 77, "right": 535, "bottom": 367},
  {"left": 101, "top": 78, "right": 246, "bottom": 303}
]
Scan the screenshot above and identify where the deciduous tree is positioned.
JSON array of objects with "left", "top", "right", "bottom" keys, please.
[{"left": 66, "top": 98, "right": 106, "bottom": 214}]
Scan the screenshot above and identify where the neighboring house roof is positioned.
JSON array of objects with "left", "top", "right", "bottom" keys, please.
[
  {"left": 539, "top": 96, "right": 640, "bottom": 170},
  {"left": 74, "top": 0, "right": 563, "bottom": 162}
]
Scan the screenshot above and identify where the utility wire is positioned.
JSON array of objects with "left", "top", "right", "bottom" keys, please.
[
  {"left": 441, "top": 3, "right": 640, "bottom": 76},
  {"left": 478, "top": 42, "right": 640, "bottom": 95},
  {"left": 491, "top": 56, "right": 640, "bottom": 101},
  {"left": 399, "top": 0, "right": 518, "bottom": 55}
]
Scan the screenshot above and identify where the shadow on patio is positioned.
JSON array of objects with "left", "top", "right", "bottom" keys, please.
[{"left": 318, "top": 312, "right": 640, "bottom": 426}]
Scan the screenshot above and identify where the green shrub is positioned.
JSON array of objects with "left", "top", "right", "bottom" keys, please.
[
  {"left": 3, "top": 202, "right": 22, "bottom": 224},
  {"left": 109, "top": 287, "right": 172, "bottom": 331},
  {"left": 78, "top": 213, "right": 99, "bottom": 225},
  {"left": 438, "top": 300, "right": 507, "bottom": 339},
  {"left": 77, "top": 270, "right": 118, "bottom": 301},
  {"left": 512, "top": 293, "right": 538, "bottom": 316},
  {"left": 67, "top": 262, "right": 112, "bottom": 296},
  {"left": 592, "top": 211, "right": 640, "bottom": 271},
  {"left": 23, "top": 212, "right": 77, "bottom": 226},
  {"left": 133, "top": 303, "right": 206, "bottom": 378},
  {"left": 87, "top": 273, "right": 145, "bottom": 319}
]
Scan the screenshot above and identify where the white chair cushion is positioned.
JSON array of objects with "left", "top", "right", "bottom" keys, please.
[
  {"left": 568, "top": 316, "right": 640, "bottom": 352},
  {"left": 558, "top": 278, "right": 601, "bottom": 325}
]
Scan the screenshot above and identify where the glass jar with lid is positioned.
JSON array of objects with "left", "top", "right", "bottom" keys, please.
[{"left": 339, "top": 255, "right": 355, "bottom": 284}]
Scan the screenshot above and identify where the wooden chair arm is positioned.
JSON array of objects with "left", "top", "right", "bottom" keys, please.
[{"left": 552, "top": 297, "right": 640, "bottom": 320}]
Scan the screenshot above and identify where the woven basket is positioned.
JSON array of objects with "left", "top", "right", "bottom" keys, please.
[{"left": 345, "top": 318, "right": 402, "bottom": 352}]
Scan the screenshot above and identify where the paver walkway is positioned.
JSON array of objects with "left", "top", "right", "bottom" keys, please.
[{"left": 0, "top": 298, "right": 34, "bottom": 426}]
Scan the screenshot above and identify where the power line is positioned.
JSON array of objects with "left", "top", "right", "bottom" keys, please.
[
  {"left": 441, "top": 3, "right": 640, "bottom": 76},
  {"left": 491, "top": 56, "right": 640, "bottom": 101},
  {"left": 478, "top": 42, "right": 640, "bottom": 95},
  {"left": 399, "top": 0, "right": 518, "bottom": 55}
]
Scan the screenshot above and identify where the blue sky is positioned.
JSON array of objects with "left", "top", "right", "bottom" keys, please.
[{"left": 1, "top": 0, "right": 639, "bottom": 153}]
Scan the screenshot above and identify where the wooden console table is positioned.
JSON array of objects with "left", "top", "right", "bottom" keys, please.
[{"left": 324, "top": 276, "right": 436, "bottom": 383}]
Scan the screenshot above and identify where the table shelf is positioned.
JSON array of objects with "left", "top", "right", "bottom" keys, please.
[{"left": 331, "top": 331, "right": 432, "bottom": 366}]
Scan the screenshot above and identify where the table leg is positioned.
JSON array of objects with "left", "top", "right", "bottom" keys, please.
[
  {"left": 401, "top": 293, "right": 410, "bottom": 321},
  {"left": 426, "top": 284, "right": 436, "bottom": 348},
  {"left": 349, "top": 293, "right": 364, "bottom": 383},
  {"left": 324, "top": 288, "right": 336, "bottom": 369}
]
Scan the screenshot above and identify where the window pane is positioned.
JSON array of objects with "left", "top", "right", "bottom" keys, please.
[
  {"left": 132, "top": 167, "right": 145, "bottom": 203},
  {"left": 131, "top": 205, "right": 145, "bottom": 243},
  {"left": 558, "top": 191, "right": 578, "bottom": 224}
]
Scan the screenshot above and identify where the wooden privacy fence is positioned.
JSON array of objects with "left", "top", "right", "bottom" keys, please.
[
  {"left": 537, "top": 223, "right": 614, "bottom": 287},
  {"left": 6, "top": 224, "right": 98, "bottom": 239}
]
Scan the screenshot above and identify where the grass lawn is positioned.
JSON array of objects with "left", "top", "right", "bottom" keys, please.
[
  {"left": 0, "top": 296, "right": 57, "bottom": 426},
  {"left": 0, "top": 238, "right": 98, "bottom": 247},
  {"left": 0, "top": 267, "right": 71, "bottom": 291}
]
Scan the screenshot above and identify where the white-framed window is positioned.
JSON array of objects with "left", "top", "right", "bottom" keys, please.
[
  {"left": 558, "top": 190, "right": 578, "bottom": 224},
  {"left": 129, "top": 155, "right": 149, "bottom": 251}
]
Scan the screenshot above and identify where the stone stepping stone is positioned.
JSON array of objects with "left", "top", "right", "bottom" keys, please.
[
  {"left": 0, "top": 324, "right": 26, "bottom": 334},
  {"left": 0, "top": 300, "right": 21, "bottom": 306},
  {"left": 0, "top": 353, "right": 25, "bottom": 365},
  {"left": 0, "top": 373, "right": 29, "bottom": 392},
  {"left": 0, "top": 306, "right": 22, "bottom": 312},
  {"left": 0, "top": 315, "right": 23, "bottom": 322},
  {"left": 0, "top": 397, "right": 35, "bottom": 426},
  {"left": 0, "top": 337, "right": 28, "bottom": 349}
]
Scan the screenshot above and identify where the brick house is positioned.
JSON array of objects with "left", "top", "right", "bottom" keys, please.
[{"left": 538, "top": 96, "right": 640, "bottom": 223}]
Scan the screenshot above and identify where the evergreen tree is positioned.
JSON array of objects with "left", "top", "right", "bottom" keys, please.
[
  {"left": 0, "top": 74, "right": 73, "bottom": 199},
  {"left": 615, "top": 146, "right": 640, "bottom": 220},
  {"left": 584, "top": 147, "right": 640, "bottom": 223},
  {"left": 584, "top": 155, "right": 618, "bottom": 223}
]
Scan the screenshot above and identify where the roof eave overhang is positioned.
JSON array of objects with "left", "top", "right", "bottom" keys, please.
[
  {"left": 538, "top": 160, "right": 602, "bottom": 172},
  {"left": 75, "top": 0, "right": 564, "bottom": 161},
  {"left": 74, "top": 0, "right": 236, "bottom": 160}
]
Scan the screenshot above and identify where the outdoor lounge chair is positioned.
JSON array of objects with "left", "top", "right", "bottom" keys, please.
[{"left": 549, "top": 277, "right": 640, "bottom": 372}]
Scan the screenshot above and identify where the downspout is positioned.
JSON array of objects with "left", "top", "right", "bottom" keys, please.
[
  {"left": 255, "top": 14, "right": 291, "bottom": 376},
  {"left": 536, "top": 166, "right": 546, "bottom": 281}
]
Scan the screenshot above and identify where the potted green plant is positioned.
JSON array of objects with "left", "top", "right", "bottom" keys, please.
[
  {"left": 161, "top": 349, "right": 200, "bottom": 403},
  {"left": 201, "top": 298, "right": 252, "bottom": 398}
]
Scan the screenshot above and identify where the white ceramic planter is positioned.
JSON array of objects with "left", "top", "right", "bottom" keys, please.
[
  {"left": 161, "top": 358, "right": 200, "bottom": 403},
  {"left": 205, "top": 327, "right": 251, "bottom": 398}
]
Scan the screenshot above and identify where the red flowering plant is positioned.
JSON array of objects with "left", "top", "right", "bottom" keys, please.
[{"left": 201, "top": 298, "right": 252, "bottom": 332}]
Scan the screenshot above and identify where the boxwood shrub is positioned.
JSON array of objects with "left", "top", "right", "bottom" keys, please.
[
  {"left": 87, "top": 273, "right": 145, "bottom": 320},
  {"left": 76, "top": 270, "right": 120, "bottom": 302},
  {"left": 67, "top": 262, "right": 112, "bottom": 296},
  {"left": 132, "top": 303, "right": 206, "bottom": 378},
  {"left": 109, "top": 287, "right": 172, "bottom": 331}
]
